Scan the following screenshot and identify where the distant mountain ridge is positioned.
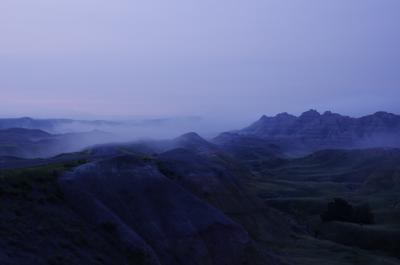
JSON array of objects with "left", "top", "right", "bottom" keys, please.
[
  {"left": 0, "top": 116, "right": 205, "bottom": 137},
  {"left": 216, "top": 110, "right": 400, "bottom": 153},
  {"left": 0, "top": 127, "right": 114, "bottom": 158},
  {"left": 0, "top": 117, "right": 120, "bottom": 133}
]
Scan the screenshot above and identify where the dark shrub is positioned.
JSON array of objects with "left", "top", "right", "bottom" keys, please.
[
  {"left": 100, "top": 221, "right": 117, "bottom": 233},
  {"left": 353, "top": 203, "right": 374, "bottom": 224},
  {"left": 321, "top": 198, "right": 374, "bottom": 224},
  {"left": 321, "top": 198, "right": 354, "bottom": 222}
]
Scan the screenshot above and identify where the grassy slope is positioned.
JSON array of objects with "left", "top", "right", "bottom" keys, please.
[
  {"left": 230, "top": 148, "right": 400, "bottom": 264},
  {"left": 248, "top": 169, "right": 400, "bottom": 264},
  {"left": 2, "top": 147, "right": 400, "bottom": 265},
  {"left": 0, "top": 161, "right": 150, "bottom": 265}
]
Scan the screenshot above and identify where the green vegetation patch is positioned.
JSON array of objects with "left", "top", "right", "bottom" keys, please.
[{"left": 0, "top": 159, "right": 87, "bottom": 200}]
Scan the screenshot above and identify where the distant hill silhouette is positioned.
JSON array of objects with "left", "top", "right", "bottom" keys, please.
[
  {"left": 0, "top": 117, "right": 119, "bottom": 133},
  {"left": 0, "top": 128, "right": 113, "bottom": 158}
]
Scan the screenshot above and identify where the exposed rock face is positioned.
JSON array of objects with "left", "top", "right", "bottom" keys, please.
[
  {"left": 243, "top": 112, "right": 297, "bottom": 137},
  {"left": 59, "top": 155, "right": 267, "bottom": 265},
  {"left": 220, "top": 110, "right": 400, "bottom": 153},
  {"left": 157, "top": 149, "right": 249, "bottom": 213},
  {"left": 156, "top": 149, "right": 302, "bottom": 244}
]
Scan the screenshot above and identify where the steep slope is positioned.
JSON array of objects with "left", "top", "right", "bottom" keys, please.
[
  {"left": 0, "top": 161, "right": 150, "bottom": 265},
  {"left": 59, "top": 155, "right": 272, "bottom": 265},
  {"left": 156, "top": 149, "right": 302, "bottom": 245}
]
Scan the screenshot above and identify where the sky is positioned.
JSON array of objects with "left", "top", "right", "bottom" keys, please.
[{"left": 1, "top": 0, "right": 400, "bottom": 128}]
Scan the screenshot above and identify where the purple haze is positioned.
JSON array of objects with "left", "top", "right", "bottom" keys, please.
[{"left": 1, "top": 0, "right": 400, "bottom": 132}]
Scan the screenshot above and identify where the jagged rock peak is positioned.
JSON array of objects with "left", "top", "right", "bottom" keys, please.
[
  {"left": 259, "top": 112, "right": 296, "bottom": 120},
  {"left": 299, "top": 109, "right": 321, "bottom": 118},
  {"left": 373, "top": 111, "right": 395, "bottom": 118},
  {"left": 275, "top": 112, "right": 297, "bottom": 119}
]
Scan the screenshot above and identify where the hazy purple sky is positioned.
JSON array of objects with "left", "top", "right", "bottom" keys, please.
[{"left": 1, "top": 0, "right": 400, "bottom": 124}]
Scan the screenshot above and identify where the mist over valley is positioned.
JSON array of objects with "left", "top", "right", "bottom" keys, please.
[{"left": 2, "top": 0, "right": 400, "bottom": 264}]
